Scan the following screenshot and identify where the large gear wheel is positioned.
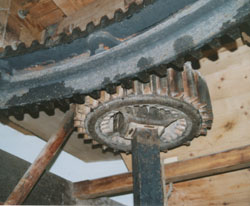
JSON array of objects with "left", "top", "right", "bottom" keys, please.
[{"left": 74, "top": 63, "right": 213, "bottom": 152}]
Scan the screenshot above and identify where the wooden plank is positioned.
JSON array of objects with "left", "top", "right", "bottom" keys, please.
[
  {"left": 167, "top": 169, "right": 250, "bottom": 206},
  {"left": 73, "top": 144, "right": 250, "bottom": 199}
]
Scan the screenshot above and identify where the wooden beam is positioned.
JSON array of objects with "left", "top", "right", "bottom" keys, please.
[
  {"left": 73, "top": 144, "right": 250, "bottom": 199},
  {"left": 4, "top": 111, "right": 74, "bottom": 205}
]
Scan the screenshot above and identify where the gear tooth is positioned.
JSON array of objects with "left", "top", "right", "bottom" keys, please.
[
  {"left": 183, "top": 62, "right": 198, "bottom": 101},
  {"left": 153, "top": 65, "right": 167, "bottom": 77},
  {"left": 219, "top": 34, "right": 237, "bottom": 52},
  {"left": 86, "top": 22, "right": 95, "bottom": 34},
  {"left": 240, "top": 22, "right": 250, "bottom": 46},
  {"left": 159, "top": 75, "right": 168, "bottom": 96},
  {"left": 153, "top": 75, "right": 161, "bottom": 95},
  {"left": 150, "top": 74, "right": 158, "bottom": 94},
  {"left": 199, "top": 128, "right": 207, "bottom": 136},
  {"left": 201, "top": 44, "right": 219, "bottom": 61},
  {"left": 162, "top": 149, "right": 168, "bottom": 153},
  {"left": 77, "top": 127, "right": 85, "bottom": 134},
  {"left": 183, "top": 141, "right": 191, "bottom": 146},
  {"left": 74, "top": 112, "right": 83, "bottom": 120},
  {"left": 89, "top": 90, "right": 101, "bottom": 99},
  {"left": 55, "top": 99, "right": 70, "bottom": 113},
  {"left": 99, "top": 90, "right": 111, "bottom": 103},
  {"left": 102, "top": 145, "right": 108, "bottom": 151},
  {"left": 72, "top": 94, "right": 85, "bottom": 104},
  {"left": 106, "top": 84, "right": 117, "bottom": 94},
  {"left": 133, "top": 80, "right": 143, "bottom": 95},
  {"left": 182, "top": 64, "right": 191, "bottom": 101},
  {"left": 137, "top": 72, "right": 150, "bottom": 83},
  {"left": 167, "top": 68, "right": 178, "bottom": 97},
  {"left": 25, "top": 104, "right": 40, "bottom": 119},
  {"left": 92, "top": 140, "right": 99, "bottom": 145},
  {"left": 40, "top": 102, "right": 55, "bottom": 116},
  {"left": 116, "top": 85, "right": 124, "bottom": 98},
  {"left": 184, "top": 54, "right": 200, "bottom": 70},
  {"left": 169, "top": 58, "right": 185, "bottom": 71},
  {"left": 142, "top": 82, "right": 152, "bottom": 94},
  {"left": 84, "top": 134, "right": 92, "bottom": 140},
  {"left": 85, "top": 96, "right": 99, "bottom": 108},
  {"left": 175, "top": 128, "right": 183, "bottom": 136},
  {"left": 100, "top": 15, "right": 110, "bottom": 28}
]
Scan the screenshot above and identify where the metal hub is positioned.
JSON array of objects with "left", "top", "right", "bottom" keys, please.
[{"left": 74, "top": 63, "right": 213, "bottom": 152}]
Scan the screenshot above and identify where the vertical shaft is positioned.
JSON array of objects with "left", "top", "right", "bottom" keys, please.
[
  {"left": 4, "top": 111, "right": 74, "bottom": 205},
  {"left": 132, "top": 128, "right": 164, "bottom": 206}
]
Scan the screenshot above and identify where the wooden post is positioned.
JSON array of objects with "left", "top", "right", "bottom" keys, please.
[{"left": 4, "top": 111, "right": 74, "bottom": 205}]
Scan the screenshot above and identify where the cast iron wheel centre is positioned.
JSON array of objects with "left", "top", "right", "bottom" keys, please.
[{"left": 85, "top": 95, "right": 201, "bottom": 152}]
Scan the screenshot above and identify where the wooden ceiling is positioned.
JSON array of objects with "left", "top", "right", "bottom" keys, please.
[{"left": 0, "top": 0, "right": 141, "bottom": 48}]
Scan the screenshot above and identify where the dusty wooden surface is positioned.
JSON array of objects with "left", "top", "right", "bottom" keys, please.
[{"left": 73, "top": 144, "right": 250, "bottom": 199}]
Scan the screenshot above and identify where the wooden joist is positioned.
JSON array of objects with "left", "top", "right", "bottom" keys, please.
[{"left": 73, "top": 144, "right": 250, "bottom": 199}]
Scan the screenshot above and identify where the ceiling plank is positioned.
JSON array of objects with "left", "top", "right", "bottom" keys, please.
[{"left": 53, "top": 0, "right": 95, "bottom": 16}]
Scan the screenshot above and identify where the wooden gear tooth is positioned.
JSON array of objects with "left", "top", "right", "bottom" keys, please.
[
  {"left": 149, "top": 74, "right": 158, "bottom": 94},
  {"left": 84, "top": 134, "right": 92, "bottom": 140},
  {"left": 167, "top": 68, "right": 178, "bottom": 97},
  {"left": 142, "top": 82, "right": 152, "bottom": 94},
  {"left": 85, "top": 96, "right": 99, "bottom": 108},
  {"left": 92, "top": 140, "right": 99, "bottom": 145},
  {"left": 133, "top": 80, "right": 143, "bottom": 95},
  {"left": 99, "top": 90, "right": 111, "bottom": 103},
  {"left": 74, "top": 120, "right": 82, "bottom": 127},
  {"left": 159, "top": 76, "right": 168, "bottom": 95},
  {"left": 77, "top": 127, "right": 86, "bottom": 134},
  {"left": 102, "top": 145, "right": 108, "bottom": 151}
]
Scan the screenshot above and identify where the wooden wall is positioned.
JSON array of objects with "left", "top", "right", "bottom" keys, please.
[{"left": 0, "top": 0, "right": 141, "bottom": 47}]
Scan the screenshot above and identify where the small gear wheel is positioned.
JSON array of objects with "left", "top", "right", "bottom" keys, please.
[{"left": 74, "top": 63, "right": 213, "bottom": 152}]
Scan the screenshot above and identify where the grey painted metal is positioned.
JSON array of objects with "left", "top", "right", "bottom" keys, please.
[
  {"left": 0, "top": 0, "right": 249, "bottom": 110},
  {"left": 132, "top": 128, "right": 164, "bottom": 206}
]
